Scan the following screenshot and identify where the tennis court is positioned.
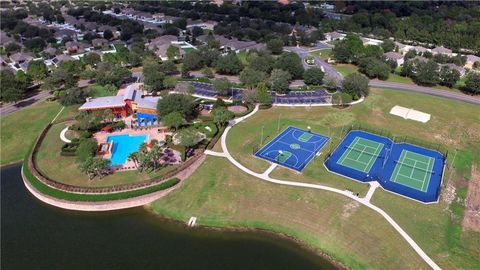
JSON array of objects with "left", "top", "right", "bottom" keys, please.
[
  {"left": 337, "top": 137, "right": 384, "bottom": 173},
  {"left": 390, "top": 150, "right": 435, "bottom": 192},
  {"left": 255, "top": 126, "right": 329, "bottom": 172}
]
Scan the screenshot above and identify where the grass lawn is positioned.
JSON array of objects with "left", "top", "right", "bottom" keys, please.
[
  {"left": 310, "top": 49, "right": 332, "bottom": 61},
  {"left": 151, "top": 156, "right": 430, "bottom": 269},
  {"left": 385, "top": 73, "right": 415, "bottom": 84},
  {"left": 237, "top": 50, "right": 249, "bottom": 65},
  {"left": 333, "top": 64, "right": 358, "bottom": 77},
  {"left": 0, "top": 101, "right": 78, "bottom": 166},
  {"left": 35, "top": 122, "right": 179, "bottom": 187},
  {"left": 154, "top": 89, "right": 480, "bottom": 269}
]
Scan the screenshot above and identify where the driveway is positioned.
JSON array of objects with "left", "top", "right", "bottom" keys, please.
[{"left": 0, "top": 90, "right": 51, "bottom": 117}]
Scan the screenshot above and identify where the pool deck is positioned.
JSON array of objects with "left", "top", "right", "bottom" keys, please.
[{"left": 93, "top": 128, "right": 180, "bottom": 171}]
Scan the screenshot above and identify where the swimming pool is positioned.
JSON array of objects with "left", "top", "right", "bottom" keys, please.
[{"left": 107, "top": 134, "right": 148, "bottom": 166}]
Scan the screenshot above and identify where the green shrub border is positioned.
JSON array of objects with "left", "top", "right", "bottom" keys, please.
[{"left": 22, "top": 144, "right": 180, "bottom": 202}]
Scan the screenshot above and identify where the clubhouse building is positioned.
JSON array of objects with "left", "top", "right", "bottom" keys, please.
[{"left": 79, "top": 84, "right": 161, "bottom": 126}]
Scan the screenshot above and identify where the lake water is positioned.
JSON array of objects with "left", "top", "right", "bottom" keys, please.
[{"left": 1, "top": 164, "right": 338, "bottom": 270}]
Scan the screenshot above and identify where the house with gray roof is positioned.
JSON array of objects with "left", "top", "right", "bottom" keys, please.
[
  {"left": 384, "top": 51, "right": 404, "bottom": 66},
  {"left": 197, "top": 34, "right": 265, "bottom": 53},
  {"left": 324, "top": 31, "right": 345, "bottom": 41},
  {"left": 440, "top": 63, "right": 466, "bottom": 77},
  {"left": 432, "top": 46, "right": 452, "bottom": 56},
  {"left": 465, "top": 55, "right": 480, "bottom": 69}
]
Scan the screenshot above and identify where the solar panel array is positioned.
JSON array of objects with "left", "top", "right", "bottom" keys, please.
[{"left": 192, "top": 82, "right": 330, "bottom": 104}]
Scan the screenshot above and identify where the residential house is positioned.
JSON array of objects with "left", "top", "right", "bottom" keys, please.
[
  {"left": 186, "top": 19, "right": 217, "bottom": 31},
  {"left": 361, "top": 37, "right": 383, "bottom": 46},
  {"left": 92, "top": 38, "right": 109, "bottom": 49},
  {"left": 465, "top": 55, "right": 480, "bottom": 69},
  {"left": 46, "top": 54, "right": 75, "bottom": 68},
  {"left": 148, "top": 35, "right": 178, "bottom": 51},
  {"left": 413, "top": 46, "right": 429, "bottom": 54},
  {"left": 8, "top": 52, "right": 33, "bottom": 72},
  {"left": 432, "top": 46, "right": 452, "bottom": 56},
  {"left": 54, "top": 29, "right": 78, "bottom": 42},
  {"left": 384, "top": 52, "right": 404, "bottom": 66},
  {"left": 324, "top": 31, "right": 345, "bottom": 42},
  {"left": 197, "top": 34, "right": 265, "bottom": 53},
  {"left": 0, "top": 31, "right": 17, "bottom": 48},
  {"left": 440, "top": 63, "right": 466, "bottom": 77},
  {"left": 42, "top": 46, "right": 57, "bottom": 58},
  {"left": 65, "top": 41, "right": 85, "bottom": 54}
]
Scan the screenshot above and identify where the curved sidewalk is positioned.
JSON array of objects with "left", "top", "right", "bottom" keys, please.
[{"left": 213, "top": 104, "right": 441, "bottom": 270}]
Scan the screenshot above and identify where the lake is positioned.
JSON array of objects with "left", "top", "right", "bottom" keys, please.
[{"left": 1, "top": 164, "right": 338, "bottom": 270}]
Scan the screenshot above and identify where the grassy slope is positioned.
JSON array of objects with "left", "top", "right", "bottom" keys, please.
[
  {"left": 213, "top": 89, "right": 480, "bottom": 269},
  {"left": 151, "top": 156, "right": 429, "bottom": 270},
  {"left": 0, "top": 101, "right": 77, "bottom": 166},
  {"left": 35, "top": 122, "right": 179, "bottom": 187}
]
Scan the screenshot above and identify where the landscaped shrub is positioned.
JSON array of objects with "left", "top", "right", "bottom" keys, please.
[
  {"left": 75, "top": 138, "right": 98, "bottom": 162},
  {"left": 112, "top": 121, "right": 126, "bottom": 130},
  {"left": 79, "top": 130, "right": 92, "bottom": 139},
  {"left": 61, "top": 140, "right": 80, "bottom": 156}
]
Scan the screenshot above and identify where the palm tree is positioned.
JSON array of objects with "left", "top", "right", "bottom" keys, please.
[
  {"left": 128, "top": 152, "right": 139, "bottom": 168},
  {"left": 139, "top": 142, "right": 148, "bottom": 154},
  {"left": 149, "top": 145, "right": 163, "bottom": 171}
]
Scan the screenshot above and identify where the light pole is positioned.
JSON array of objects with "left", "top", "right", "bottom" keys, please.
[{"left": 260, "top": 125, "right": 265, "bottom": 146}]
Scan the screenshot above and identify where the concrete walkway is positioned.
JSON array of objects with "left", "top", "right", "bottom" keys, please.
[
  {"left": 204, "top": 104, "right": 441, "bottom": 270},
  {"left": 60, "top": 127, "right": 71, "bottom": 143}
]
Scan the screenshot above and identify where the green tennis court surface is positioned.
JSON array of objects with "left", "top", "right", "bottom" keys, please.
[
  {"left": 390, "top": 150, "right": 435, "bottom": 192},
  {"left": 337, "top": 137, "right": 384, "bottom": 173},
  {"left": 298, "top": 132, "right": 313, "bottom": 142}
]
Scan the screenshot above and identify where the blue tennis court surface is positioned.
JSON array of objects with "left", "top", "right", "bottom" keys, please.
[
  {"left": 255, "top": 126, "right": 329, "bottom": 172},
  {"left": 325, "top": 130, "right": 446, "bottom": 203}
]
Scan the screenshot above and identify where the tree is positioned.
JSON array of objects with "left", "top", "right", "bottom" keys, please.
[
  {"left": 103, "top": 29, "right": 113, "bottom": 40},
  {"left": 212, "top": 107, "right": 234, "bottom": 127},
  {"left": 159, "top": 61, "right": 177, "bottom": 75},
  {"left": 191, "top": 26, "right": 203, "bottom": 37},
  {"left": 358, "top": 57, "right": 390, "bottom": 80},
  {"left": 268, "top": 69, "right": 291, "bottom": 94},
  {"left": 0, "top": 70, "right": 26, "bottom": 103},
  {"left": 342, "top": 73, "right": 370, "bottom": 99},
  {"left": 249, "top": 53, "right": 275, "bottom": 73},
  {"left": 256, "top": 82, "right": 272, "bottom": 105},
  {"left": 324, "top": 75, "right": 340, "bottom": 90},
  {"left": 364, "top": 45, "right": 383, "bottom": 59},
  {"left": 26, "top": 60, "right": 48, "bottom": 81},
  {"left": 400, "top": 59, "right": 416, "bottom": 77},
  {"left": 213, "top": 77, "right": 231, "bottom": 96},
  {"left": 83, "top": 52, "right": 101, "bottom": 66},
  {"left": 266, "top": 38, "right": 284, "bottom": 54},
  {"left": 79, "top": 157, "right": 111, "bottom": 180},
  {"left": 381, "top": 39, "right": 395, "bottom": 52},
  {"left": 128, "top": 152, "right": 139, "bottom": 168},
  {"left": 59, "top": 87, "right": 91, "bottom": 106},
  {"left": 182, "top": 50, "right": 203, "bottom": 71},
  {"left": 95, "top": 62, "right": 131, "bottom": 87},
  {"left": 5, "top": 42, "right": 21, "bottom": 54},
  {"left": 274, "top": 52, "right": 304, "bottom": 79},
  {"left": 201, "top": 67, "right": 214, "bottom": 78},
  {"left": 24, "top": 37, "right": 46, "bottom": 52},
  {"left": 332, "top": 34, "right": 364, "bottom": 63},
  {"left": 166, "top": 45, "right": 180, "bottom": 60},
  {"left": 413, "top": 60, "right": 439, "bottom": 86},
  {"left": 163, "top": 76, "right": 177, "bottom": 89},
  {"left": 439, "top": 66, "right": 460, "bottom": 88},
  {"left": 240, "top": 68, "right": 267, "bottom": 89},
  {"left": 143, "top": 58, "right": 165, "bottom": 92},
  {"left": 157, "top": 94, "right": 196, "bottom": 119},
  {"left": 464, "top": 73, "right": 480, "bottom": 95},
  {"left": 176, "top": 128, "right": 202, "bottom": 147},
  {"left": 215, "top": 53, "right": 243, "bottom": 75},
  {"left": 75, "top": 138, "right": 98, "bottom": 162},
  {"left": 162, "top": 112, "right": 184, "bottom": 130},
  {"left": 303, "top": 67, "right": 325, "bottom": 85}
]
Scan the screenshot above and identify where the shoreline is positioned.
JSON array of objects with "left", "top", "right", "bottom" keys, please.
[{"left": 143, "top": 204, "right": 349, "bottom": 270}]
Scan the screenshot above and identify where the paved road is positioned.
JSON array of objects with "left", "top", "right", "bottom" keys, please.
[
  {"left": 285, "top": 46, "right": 344, "bottom": 82},
  {"left": 369, "top": 80, "right": 480, "bottom": 105},
  {"left": 0, "top": 91, "right": 51, "bottom": 117},
  {"left": 287, "top": 46, "right": 480, "bottom": 106}
]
